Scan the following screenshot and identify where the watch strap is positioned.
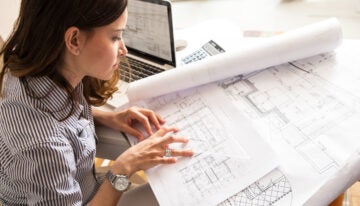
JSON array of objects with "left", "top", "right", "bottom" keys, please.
[{"left": 106, "top": 170, "right": 131, "bottom": 192}]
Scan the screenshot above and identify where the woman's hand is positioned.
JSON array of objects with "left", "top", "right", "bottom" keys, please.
[
  {"left": 93, "top": 106, "right": 165, "bottom": 141},
  {"left": 111, "top": 126, "right": 194, "bottom": 176}
]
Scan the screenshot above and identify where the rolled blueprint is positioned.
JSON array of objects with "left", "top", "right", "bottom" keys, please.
[{"left": 127, "top": 18, "right": 342, "bottom": 102}]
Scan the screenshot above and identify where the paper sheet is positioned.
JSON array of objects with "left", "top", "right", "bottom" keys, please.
[
  {"left": 304, "top": 149, "right": 360, "bottom": 205},
  {"left": 215, "top": 40, "right": 360, "bottom": 205},
  {"left": 117, "top": 18, "right": 360, "bottom": 205},
  {"left": 129, "top": 84, "right": 278, "bottom": 206},
  {"left": 127, "top": 18, "right": 342, "bottom": 102}
]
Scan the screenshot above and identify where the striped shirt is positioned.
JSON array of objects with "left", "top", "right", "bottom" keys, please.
[{"left": 0, "top": 73, "right": 100, "bottom": 205}]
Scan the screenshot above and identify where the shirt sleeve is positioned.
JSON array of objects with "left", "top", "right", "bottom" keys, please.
[{"left": 7, "top": 141, "right": 83, "bottom": 206}]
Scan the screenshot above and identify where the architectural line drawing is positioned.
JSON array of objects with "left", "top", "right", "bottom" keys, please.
[
  {"left": 218, "top": 53, "right": 360, "bottom": 174},
  {"left": 141, "top": 86, "right": 277, "bottom": 206},
  {"left": 218, "top": 169, "right": 292, "bottom": 206},
  {"left": 215, "top": 50, "right": 360, "bottom": 205}
]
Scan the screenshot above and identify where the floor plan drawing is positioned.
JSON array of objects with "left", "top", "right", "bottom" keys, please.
[
  {"left": 217, "top": 45, "right": 360, "bottom": 204},
  {"left": 142, "top": 85, "right": 278, "bottom": 206},
  {"left": 145, "top": 92, "right": 246, "bottom": 155},
  {"left": 179, "top": 154, "right": 234, "bottom": 199},
  {"left": 219, "top": 169, "right": 292, "bottom": 206},
  {"left": 220, "top": 53, "right": 360, "bottom": 173}
]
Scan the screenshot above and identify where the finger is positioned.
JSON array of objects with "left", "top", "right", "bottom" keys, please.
[
  {"left": 121, "top": 124, "right": 145, "bottom": 141},
  {"left": 147, "top": 112, "right": 164, "bottom": 130},
  {"left": 154, "top": 113, "right": 165, "bottom": 125},
  {"left": 160, "top": 135, "right": 189, "bottom": 145},
  {"left": 166, "top": 148, "right": 194, "bottom": 157},
  {"left": 153, "top": 126, "right": 179, "bottom": 138},
  {"left": 144, "top": 156, "right": 177, "bottom": 167},
  {"left": 146, "top": 111, "right": 161, "bottom": 131},
  {"left": 129, "top": 109, "right": 153, "bottom": 137},
  {"left": 138, "top": 108, "right": 166, "bottom": 130},
  {"left": 154, "top": 156, "right": 177, "bottom": 164},
  {"left": 161, "top": 157, "right": 177, "bottom": 164}
]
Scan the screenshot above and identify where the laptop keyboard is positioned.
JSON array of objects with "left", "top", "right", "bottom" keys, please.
[{"left": 119, "top": 56, "right": 165, "bottom": 83}]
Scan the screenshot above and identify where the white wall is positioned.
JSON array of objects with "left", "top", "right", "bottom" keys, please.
[
  {"left": 1, "top": 0, "right": 360, "bottom": 40},
  {"left": 0, "top": 0, "right": 21, "bottom": 40}
]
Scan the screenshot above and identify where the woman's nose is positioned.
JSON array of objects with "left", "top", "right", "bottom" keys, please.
[{"left": 119, "top": 42, "right": 128, "bottom": 56}]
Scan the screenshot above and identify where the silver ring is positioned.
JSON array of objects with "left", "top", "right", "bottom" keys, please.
[{"left": 165, "top": 148, "right": 172, "bottom": 157}]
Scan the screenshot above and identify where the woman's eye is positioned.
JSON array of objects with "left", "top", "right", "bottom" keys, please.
[{"left": 112, "top": 36, "right": 122, "bottom": 41}]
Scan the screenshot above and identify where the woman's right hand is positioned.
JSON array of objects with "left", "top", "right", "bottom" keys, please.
[{"left": 111, "top": 126, "right": 194, "bottom": 176}]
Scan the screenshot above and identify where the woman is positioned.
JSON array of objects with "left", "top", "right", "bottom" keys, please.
[{"left": 0, "top": 0, "right": 193, "bottom": 205}]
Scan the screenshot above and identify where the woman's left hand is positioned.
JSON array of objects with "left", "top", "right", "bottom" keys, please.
[{"left": 93, "top": 106, "right": 165, "bottom": 141}]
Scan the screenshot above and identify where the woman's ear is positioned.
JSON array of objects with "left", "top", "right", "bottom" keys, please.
[{"left": 64, "top": 27, "right": 83, "bottom": 56}]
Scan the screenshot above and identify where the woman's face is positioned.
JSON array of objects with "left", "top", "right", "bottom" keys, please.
[{"left": 78, "top": 9, "right": 128, "bottom": 81}]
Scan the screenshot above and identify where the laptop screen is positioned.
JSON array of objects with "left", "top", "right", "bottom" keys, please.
[{"left": 124, "top": 0, "right": 176, "bottom": 67}]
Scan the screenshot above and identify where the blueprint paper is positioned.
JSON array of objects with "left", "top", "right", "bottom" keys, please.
[
  {"left": 304, "top": 149, "right": 360, "bottom": 205},
  {"left": 127, "top": 18, "right": 342, "bottom": 102},
  {"left": 131, "top": 84, "right": 278, "bottom": 206},
  {"left": 214, "top": 40, "right": 360, "bottom": 205},
  {"left": 115, "top": 18, "right": 360, "bottom": 205}
]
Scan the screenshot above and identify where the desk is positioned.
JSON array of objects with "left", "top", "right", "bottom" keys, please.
[
  {"left": 131, "top": 28, "right": 360, "bottom": 206},
  {"left": 151, "top": 1, "right": 360, "bottom": 205},
  {"left": 1, "top": 1, "right": 360, "bottom": 205},
  {"left": 169, "top": 3, "right": 360, "bottom": 205}
]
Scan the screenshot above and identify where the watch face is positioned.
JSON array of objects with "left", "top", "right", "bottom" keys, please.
[{"left": 114, "top": 176, "right": 130, "bottom": 191}]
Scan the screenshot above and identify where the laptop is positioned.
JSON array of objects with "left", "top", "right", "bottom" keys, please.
[
  {"left": 119, "top": 0, "right": 176, "bottom": 82},
  {"left": 107, "top": 0, "right": 176, "bottom": 107}
]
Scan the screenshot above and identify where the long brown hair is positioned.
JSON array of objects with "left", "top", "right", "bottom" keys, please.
[{"left": 0, "top": 0, "right": 127, "bottom": 119}]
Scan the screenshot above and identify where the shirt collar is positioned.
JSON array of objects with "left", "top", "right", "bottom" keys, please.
[{"left": 25, "top": 75, "right": 85, "bottom": 121}]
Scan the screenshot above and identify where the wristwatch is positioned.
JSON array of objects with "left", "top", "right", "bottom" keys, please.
[{"left": 106, "top": 170, "right": 131, "bottom": 192}]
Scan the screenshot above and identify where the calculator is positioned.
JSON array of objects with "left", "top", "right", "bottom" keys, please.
[{"left": 181, "top": 40, "right": 225, "bottom": 65}]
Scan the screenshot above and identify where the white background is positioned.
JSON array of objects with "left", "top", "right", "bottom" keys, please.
[{"left": 1, "top": 0, "right": 360, "bottom": 40}]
